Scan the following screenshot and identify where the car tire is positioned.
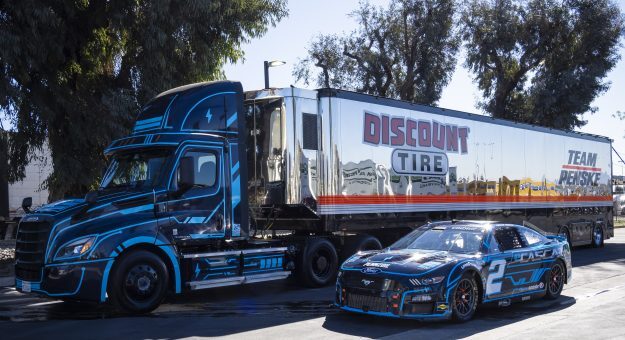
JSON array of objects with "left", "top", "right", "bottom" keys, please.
[
  {"left": 451, "top": 273, "right": 479, "bottom": 322},
  {"left": 109, "top": 250, "right": 169, "bottom": 314},
  {"left": 340, "top": 234, "right": 382, "bottom": 262},
  {"left": 591, "top": 225, "right": 604, "bottom": 248},
  {"left": 297, "top": 238, "right": 339, "bottom": 287},
  {"left": 544, "top": 261, "right": 565, "bottom": 300}
]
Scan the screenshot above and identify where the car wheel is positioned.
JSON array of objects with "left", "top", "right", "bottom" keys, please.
[
  {"left": 544, "top": 261, "right": 565, "bottom": 300},
  {"left": 297, "top": 238, "right": 339, "bottom": 287},
  {"left": 110, "top": 250, "right": 169, "bottom": 314},
  {"left": 451, "top": 273, "right": 478, "bottom": 322},
  {"left": 591, "top": 225, "right": 604, "bottom": 248}
]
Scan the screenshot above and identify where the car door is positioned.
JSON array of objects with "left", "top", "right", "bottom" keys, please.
[
  {"left": 163, "top": 145, "right": 226, "bottom": 244},
  {"left": 485, "top": 226, "right": 548, "bottom": 301}
]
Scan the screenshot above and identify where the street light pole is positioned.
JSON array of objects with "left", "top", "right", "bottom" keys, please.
[
  {"left": 264, "top": 61, "right": 270, "bottom": 89},
  {"left": 263, "top": 60, "right": 286, "bottom": 89}
]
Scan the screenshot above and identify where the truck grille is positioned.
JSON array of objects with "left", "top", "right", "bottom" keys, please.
[
  {"left": 15, "top": 221, "right": 51, "bottom": 281},
  {"left": 346, "top": 292, "right": 388, "bottom": 312}
]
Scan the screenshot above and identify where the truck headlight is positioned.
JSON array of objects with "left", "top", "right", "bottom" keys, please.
[{"left": 56, "top": 236, "right": 96, "bottom": 259}]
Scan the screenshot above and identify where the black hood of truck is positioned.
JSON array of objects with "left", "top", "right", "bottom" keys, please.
[
  {"left": 24, "top": 190, "right": 160, "bottom": 263},
  {"left": 32, "top": 190, "right": 156, "bottom": 219}
]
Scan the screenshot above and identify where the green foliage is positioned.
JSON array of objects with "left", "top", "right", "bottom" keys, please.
[
  {"left": 462, "top": 0, "right": 624, "bottom": 130},
  {"left": 0, "top": 0, "right": 287, "bottom": 198},
  {"left": 294, "top": 0, "right": 460, "bottom": 104}
]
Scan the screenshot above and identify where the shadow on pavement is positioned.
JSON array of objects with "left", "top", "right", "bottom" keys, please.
[
  {"left": 571, "top": 242, "right": 625, "bottom": 267},
  {"left": 321, "top": 296, "right": 576, "bottom": 339}
]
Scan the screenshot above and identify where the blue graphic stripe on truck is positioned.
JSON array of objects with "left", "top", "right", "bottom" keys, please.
[{"left": 134, "top": 116, "right": 164, "bottom": 132}]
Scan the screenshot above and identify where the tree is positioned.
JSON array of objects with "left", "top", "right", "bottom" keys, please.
[
  {"left": 294, "top": 0, "right": 459, "bottom": 104},
  {"left": 0, "top": 0, "right": 287, "bottom": 199},
  {"left": 462, "top": 0, "right": 624, "bottom": 130}
]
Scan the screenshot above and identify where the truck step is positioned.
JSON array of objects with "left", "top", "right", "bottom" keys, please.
[{"left": 187, "top": 271, "right": 291, "bottom": 290}]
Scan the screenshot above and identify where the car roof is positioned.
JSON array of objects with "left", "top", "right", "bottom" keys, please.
[{"left": 425, "top": 220, "right": 525, "bottom": 231}]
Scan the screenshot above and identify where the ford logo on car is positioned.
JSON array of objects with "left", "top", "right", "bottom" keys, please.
[{"left": 361, "top": 267, "right": 381, "bottom": 274}]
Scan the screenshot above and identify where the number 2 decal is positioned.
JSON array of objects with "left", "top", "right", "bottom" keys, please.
[{"left": 485, "top": 259, "right": 507, "bottom": 296}]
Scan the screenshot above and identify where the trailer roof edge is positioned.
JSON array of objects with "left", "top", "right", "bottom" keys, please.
[{"left": 317, "top": 88, "right": 612, "bottom": 144}]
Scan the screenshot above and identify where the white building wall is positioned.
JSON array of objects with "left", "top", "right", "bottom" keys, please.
[{"left": 8, "top": 146, "right": 52, "bottom": 216}]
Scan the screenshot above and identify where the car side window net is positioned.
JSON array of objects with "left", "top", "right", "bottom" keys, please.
[{"left": 494, "top": 227, "right": 524, "bottom": 251}]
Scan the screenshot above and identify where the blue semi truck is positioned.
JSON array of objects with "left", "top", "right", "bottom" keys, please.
[{"left": 14, "top": 81, "right": 613, "bottom": 313}]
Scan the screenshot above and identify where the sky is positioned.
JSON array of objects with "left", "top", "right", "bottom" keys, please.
[{"left": 223, "top": 0, "right": 625, "bottom": 177}]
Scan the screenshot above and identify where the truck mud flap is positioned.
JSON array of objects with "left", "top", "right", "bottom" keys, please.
[{"left": 183, "top": 247, "right": 290, "bottom": 290}]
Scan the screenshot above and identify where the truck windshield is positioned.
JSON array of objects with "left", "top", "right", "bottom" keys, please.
[
  {"left": 389, "top": 226, "right": 485, "bottom": 254},
  {"left": 101, "top": 149, "right": 172, "bottom": 190}
]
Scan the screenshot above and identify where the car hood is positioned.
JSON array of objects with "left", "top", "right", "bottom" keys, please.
[{"left": 341, "top": 248, "right": 470, "bottom": 276}]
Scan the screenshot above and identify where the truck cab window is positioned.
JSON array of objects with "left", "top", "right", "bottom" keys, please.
[
  {"left": 101, "top": 149, "right": 171, "bottom": 190},
  {"left": 176, "top": 150, "right": 218, "bottom": 189}
]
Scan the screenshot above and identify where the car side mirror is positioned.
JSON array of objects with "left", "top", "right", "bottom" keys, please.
[
  {"left": 85, "top": 191, "right": 98, "bottom": 205},
  {"left": 22, "top": 197, "right": 32, "bottom": 213},
  {"left": 176, "top": 157, "right": 195, "bottom": 191}
]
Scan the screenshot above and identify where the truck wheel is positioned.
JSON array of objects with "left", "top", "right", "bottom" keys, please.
[
  {"left": 592, "top": 225, "right": 604, "bottom": 248},
  {"left": 110, "top": 250, "right": 169, "bottom": 314},
  {"left": 340, "top": 234, "right": 382, "bottom": 261},
  {"left": 297, "top": 238, "right": 338, "bottom": 287}
]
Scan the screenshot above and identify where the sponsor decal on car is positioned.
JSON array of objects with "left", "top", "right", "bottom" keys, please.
[
  {"left": 361, "top": 267, "right": 382, "bottom": 274},
  {"left": 364, "top": 262, "right": 391, "bottom": 268},
  {"left": 435, "top": 303, "right": 448, "bottom": 311},
  {"left": 361, "top": 279, "right": 374, "bottom": 286}
]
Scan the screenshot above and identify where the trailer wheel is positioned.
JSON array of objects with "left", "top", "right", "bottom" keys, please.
[
  {"left": 561, "top": 227, "right": 572, "bottom": 248},
  {"left": 297, "top": 238, "right": 338, "bottom": 287},
  {"left": 592, "top": 225, "right": 604, "bottom": 248},
  {"left": 340, "top": 234, "right": 382, "bottom": 261},
  {"left": 110, "top": 250, "right": 169, "bottom": 314}
]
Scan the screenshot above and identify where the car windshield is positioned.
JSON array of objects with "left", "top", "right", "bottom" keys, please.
[
  {"left": 389, "top": 225, "right": 485, "bottom": 254},
  {"left": 100, "top": 149, "right": 172, "bottom": 190}
]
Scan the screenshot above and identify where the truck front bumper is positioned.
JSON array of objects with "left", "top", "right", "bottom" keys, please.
[{"left": 15, "top": 258, "right": 112, "bottom": 302}]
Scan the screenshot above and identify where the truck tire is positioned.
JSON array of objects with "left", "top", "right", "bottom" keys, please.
[
  {"left": 109, "top": 250, "right": 169, "bottom": 314},
  {"left": 340, "top": 234, "right": 382, "bottom": 262},
  {"left": 297, "top": 238, "right": 338, "bottom": 287},
  {"left": 592, "top": 225, "right": 604, "bottom": 248}
]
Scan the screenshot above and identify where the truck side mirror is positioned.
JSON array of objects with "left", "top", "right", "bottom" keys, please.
[
  {"left": 22, "top": 197, "right": 32, "bottom": 213},
  {"left": 85, "top": 191, "right": 98, "bottom": 205},
  {"left": 177, "top": 157, "right": 195, "bottom": 190}
]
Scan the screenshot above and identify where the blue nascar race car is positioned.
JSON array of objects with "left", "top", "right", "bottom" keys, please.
[{"left": 335, "top": 221, "right": 572, "bottom": 322}]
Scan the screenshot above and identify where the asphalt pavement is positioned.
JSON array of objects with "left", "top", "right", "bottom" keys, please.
[{"left": 2, "top": 230, "right": 625, "bottom": 339}]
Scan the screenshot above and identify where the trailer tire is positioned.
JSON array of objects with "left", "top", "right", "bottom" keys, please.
[
  {"left": 110, "top": 250, "right": 169, "bottom": 314},
  {"left": 297, "top": 238, "right": 338, "bottom": 287},
  {"left": 340, "top": 234, "right": 382, "bottom": 261},
  {"left": 592, "top": 225, "right": 604, "bottom": 248}
]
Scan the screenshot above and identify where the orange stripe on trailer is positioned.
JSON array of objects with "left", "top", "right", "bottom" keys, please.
[{"left": 317, "top": 195, "right": 612, "bottom": 205}]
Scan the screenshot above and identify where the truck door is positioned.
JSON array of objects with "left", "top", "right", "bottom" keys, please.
[{"left": 165, "top": 146, "right": 227, "bottom": 242}]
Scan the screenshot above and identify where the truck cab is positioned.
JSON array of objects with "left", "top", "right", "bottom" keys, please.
[{"left": 14, "top": 81, "right": 330, "bottom": 313}]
